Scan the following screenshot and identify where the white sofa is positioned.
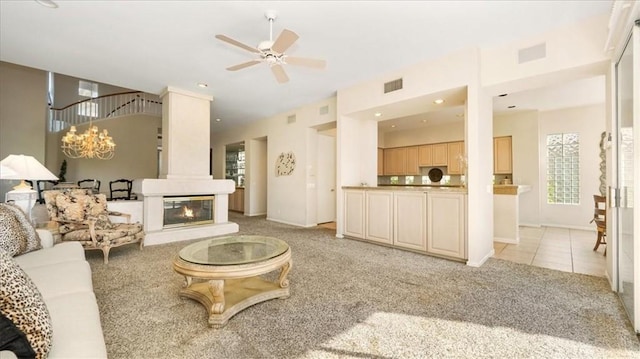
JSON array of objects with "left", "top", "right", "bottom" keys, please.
[{"left": 0, "top": 230, "right": 107, "bottom": 359}]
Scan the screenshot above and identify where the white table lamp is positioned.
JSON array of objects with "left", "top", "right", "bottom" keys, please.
[{"left": 0, "top": 154, "right": 59, "bottom": 221}]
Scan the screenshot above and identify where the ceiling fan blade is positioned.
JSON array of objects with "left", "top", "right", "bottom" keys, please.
[
  {"left": 271, "top": 29, "right": 299, "bottom": 54},
  {"left": 227, "top": 60, "right": 261, "bottom": 71},
  {"left": 271, "top": 65, "right": 289, "bottom": 84},
  {"left": 215, "top": 34, "right": 260, "bottom": 54},
  {"left": 285, "top": 56, "right": 326, "bottom": 69}
]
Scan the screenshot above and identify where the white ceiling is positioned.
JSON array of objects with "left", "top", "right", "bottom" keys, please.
[{"left": 0, "top": 1, "right": 612, "bottom": 133}]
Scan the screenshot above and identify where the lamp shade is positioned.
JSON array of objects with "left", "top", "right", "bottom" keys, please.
[
  {"left": 0, "top": 154, "right": 58, "bottom": 181},
  {"left": 0, "top": 164, "right": 18, "bottom": 178}
]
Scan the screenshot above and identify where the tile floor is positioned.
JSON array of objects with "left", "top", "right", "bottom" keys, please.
[{"left": 493, "top": 226, "right": 607, "bottom": 277}]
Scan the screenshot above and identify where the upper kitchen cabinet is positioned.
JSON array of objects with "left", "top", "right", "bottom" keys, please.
[
  {"left": 432, "top": 143, "right": 448, "bottom": 166},
  {"left": 383, "top": 147, "right": 407, "bottom": 175},
  {"left": 494, "top": 136, "right": 512, "bottom": 174},
  {"left": 418, "top": 145, "right": 433, "bottom": 166},
  {"left": 405, "top": 146, "right": 419, "bottom": 175},
  {"left": 447, "top": 141, "right": 465, "bottom": 175},
  {"left": 377, "top": 148, "right": 384, "bottom": 175}
]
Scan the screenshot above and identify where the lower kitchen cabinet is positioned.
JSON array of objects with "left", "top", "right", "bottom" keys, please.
[
  {"left": 393, "top": 191, "right": 427, "bottom": 251},
  {"left": 427, "top": 192, "right": 467, "bottom": 259},
  {"left": 365, "top": 191, "right": 393, "bottom": 244},
  {"left": 343, "top": 188, "right": 466, "bottom": 261},
  {"left": 343, "top": 189, "right": 365, "bottom": 238}
]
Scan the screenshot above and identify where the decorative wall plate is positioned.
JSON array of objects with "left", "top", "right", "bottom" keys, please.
[
  {"left": 275, "top": 151, "right": 296, "bottom": 176},
  {"left": 428, "top": 168, "right": 443, "bottom": 182}
]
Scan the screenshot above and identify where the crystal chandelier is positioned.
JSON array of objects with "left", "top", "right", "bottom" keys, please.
[{"left": 61, "top": 123, "right": 116, "bottom": 160}]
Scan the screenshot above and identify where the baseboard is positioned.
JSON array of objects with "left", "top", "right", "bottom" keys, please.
[
  {"left": 467, "top": 248, "right": 495, "bottom": 267},
  {"left": 539, "top": 223, "right": 596, "bottom": 231},
  {"left": 266, "top": 217, "right": 315, "bottom": 228},
  {"left": 519, "top": 222, "right": 541, "bottom": 228},
  {"left": 494, "top": 236, "right": 519, "bottom": 244}
]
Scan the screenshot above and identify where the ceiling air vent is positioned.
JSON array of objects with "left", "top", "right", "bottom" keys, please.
[
  {"left": 319, "top": 105, "right": 329, "bottom": 115},
  {"left": 287, "top": 114, "right": 296, "bottom": 124},
  {"left": 518, "top": 43, "right": 546, "bottom": 64},
  {"left": 384, "top": 78, "right": 403, "bottom": 94}
]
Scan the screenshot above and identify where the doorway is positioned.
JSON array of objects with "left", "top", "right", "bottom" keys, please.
[
  {"left": 317, "top": 131, "right": 336, "bottom": 224},
  {"left": 614, "top": 22, "right": 638, "bottom": 333}
]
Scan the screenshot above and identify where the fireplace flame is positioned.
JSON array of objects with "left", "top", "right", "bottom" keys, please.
[{"left": 183, "top": 206, "right": 194, "bottom": 218}]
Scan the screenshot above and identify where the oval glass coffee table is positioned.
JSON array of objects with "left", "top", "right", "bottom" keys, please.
[{"left": 173, "top": 235, "right": 292, "bottom": 328}]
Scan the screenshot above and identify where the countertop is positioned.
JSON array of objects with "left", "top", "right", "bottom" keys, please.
[
  {"left": 343, "top": 185, "right": 467, "bottom": 193},
  {"left": 493, "top": 185, "right": 532, "bottom": 195}
]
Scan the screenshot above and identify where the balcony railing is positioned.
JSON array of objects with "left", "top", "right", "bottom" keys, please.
[{"left": 49, "top": 91, "right": 162, "bottom": 132}]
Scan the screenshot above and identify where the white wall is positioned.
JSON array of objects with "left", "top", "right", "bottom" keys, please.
[
  {"left": 381, "top": 121, "right": 465, "bottom": 148},
  {"left": 494, "top": 111, "right": 540, "bottom": 226},
  {"left": 538, "top": 104, "right": 606, "bottom": 229},
  {"left": 211, "top": 97, "right": 336, "bottom": 227}
]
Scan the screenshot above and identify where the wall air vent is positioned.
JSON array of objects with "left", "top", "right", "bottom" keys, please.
[
  {"left": 287, "top": 114, "right": 296, "bottom": 124},
  {"left": 319, "top": 105, "right": 329, "bottom": 115},
  {"left": 384, "top": 78, "right": 403, "bottom": 94},
  {"left": 518, "top": 43, "right": 546, "bottom": 64}
]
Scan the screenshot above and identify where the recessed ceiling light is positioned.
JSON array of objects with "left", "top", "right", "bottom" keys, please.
[
  {"left": 434, "top": 99, "right": 445, "bottom": 105},
  {"left": 391, "top": 124, "right": 396, "bottom": 128},
  {"left": 421, "top": 119, "right": 427, "bottom": 123},
  {"left": 197, "top": 82, "right": 208, "bottom": 88},
  {"left": 498, "top": 93, "right": 508, "bottom": 97},
  {"left": 374, "top": 112, "right": 382, "bottom": 117},
  {"left": 507, "top": 105, "right": 516, "bottom": 109},
  {"left": 35, "top": 0, "right": 58, "bottom": 8},
  {"left": 215, "top": 118, "right": 221, "bottom": 122}
]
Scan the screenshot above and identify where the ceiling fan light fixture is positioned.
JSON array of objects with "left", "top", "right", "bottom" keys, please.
[{"left": 216, "top": 11, "right": 326, "bottom": 84}]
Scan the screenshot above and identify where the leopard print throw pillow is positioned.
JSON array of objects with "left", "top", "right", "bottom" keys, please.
[
  {"left": 0, "top": 203, "right": 42, "bottom": 256},
  {"left": 0, "top": 248, "right": 53, "bottom": 359}
]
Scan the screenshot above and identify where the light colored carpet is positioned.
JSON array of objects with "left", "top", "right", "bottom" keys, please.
[{"left": 86, "top": 213, "right": 640, "bottom": 358}]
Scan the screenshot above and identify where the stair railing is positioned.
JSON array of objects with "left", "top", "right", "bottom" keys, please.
[{"left": 49, "top": 91, "right": 162, "bottom": 132}]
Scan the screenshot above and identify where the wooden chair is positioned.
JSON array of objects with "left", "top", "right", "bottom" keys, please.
[
  {"left": 109, "top": 179, "right": 133, "bottom": 200},
  {"left": 590, "top": 194, "right": 606, "bottom": 255},
  {"left": 78, "top": 179, "right": 101, "bottom": 194},
  {"left": 26, "top": 180, "right": 58, "bottom": 204}
]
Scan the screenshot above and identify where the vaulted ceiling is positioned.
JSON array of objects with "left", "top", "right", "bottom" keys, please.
[{"left": 0, "top": 1, "right": 612, "bottom": 132}]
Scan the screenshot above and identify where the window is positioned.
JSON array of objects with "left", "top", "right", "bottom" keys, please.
[
  {"left": 78, "top": 80, "right": 98, "bottom": 97},
  {"left": 78, "top": 80, "right": 99, "bottom": 117},
  {"left": 546, "top": 133, "right": 579, "bottom": 204}
]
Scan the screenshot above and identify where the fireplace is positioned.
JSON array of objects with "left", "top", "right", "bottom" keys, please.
[{"left": 163, "top": 195, "right": 214, "bottom": 229}]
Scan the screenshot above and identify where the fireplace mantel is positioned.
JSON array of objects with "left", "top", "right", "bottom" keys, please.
[{"left": 133, "top": 178, "right": 238, "bottom": 246}]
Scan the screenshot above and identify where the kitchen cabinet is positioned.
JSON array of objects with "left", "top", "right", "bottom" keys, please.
[
  {"left": 427, "top": 192, "right": 466, "bottom": 259},
  {"left": 393, "top": 191, "right": 427, "bottom": 251},
  {"left": 365, "top": 191, "right": 393, "bottom": 244},
  {"left": 377, "top": 148, "right": 384, "bottom": 175},
  {"left": 343, "top": 188, "right": 467, "bottom": 261},
  {"left": 494, "top": 136, "right": 513, "bottom": 174},
  {"left": 228, "top": 187, "right": 244, "bottom": 212},
  {"left": 432, "top": 143, "right": 448, "bottom": 166},
  {"left": 447, "top": 141, "right": 465, "bottom": 175},
  {"left": 405, "top": 146, "right": 419, "bottom": 175},
  {"left": 418, "top": 145, "right": 433, "bottom": 166},
  {"left": 343, "top": 189, "right": 365, "bottom": 238},
  {"left": 383, "top": 147, "right": 406, "bottom": 175}
]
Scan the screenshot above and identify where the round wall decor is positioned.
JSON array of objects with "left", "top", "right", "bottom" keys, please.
[{"left": 275, "top": 151, "right": 296, "bottom": 176}]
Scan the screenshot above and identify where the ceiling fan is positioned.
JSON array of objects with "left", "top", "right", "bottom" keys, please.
[{"left": 215, "top": 11, "right": 326, "bottom": 84}]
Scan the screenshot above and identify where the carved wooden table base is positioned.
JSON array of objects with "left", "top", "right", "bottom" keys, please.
[{"left": 173, "top": 247, "right": 292, "bottom": 328}]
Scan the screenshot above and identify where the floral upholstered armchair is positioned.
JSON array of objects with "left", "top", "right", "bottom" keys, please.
[{"left": 43, "top": 189, "right": 144, "bottom": 264}]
